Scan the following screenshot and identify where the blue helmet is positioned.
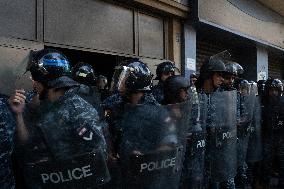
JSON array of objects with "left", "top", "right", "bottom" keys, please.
[{"left": 27, "top": 49, "right": 77, "bottom": 88}]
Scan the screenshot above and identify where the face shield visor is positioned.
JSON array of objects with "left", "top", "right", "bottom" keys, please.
[{"left": 110, "top": 66, "right": 134, "bottom": 93}]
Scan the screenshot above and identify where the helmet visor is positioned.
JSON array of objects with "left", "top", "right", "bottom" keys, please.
[{"left": 110, "top": 66, "right": 133, "bottom": 92}]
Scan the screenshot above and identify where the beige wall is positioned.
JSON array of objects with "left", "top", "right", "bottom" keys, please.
[{"left": 199, "top": 0, "right": 284, "bottom": 49}]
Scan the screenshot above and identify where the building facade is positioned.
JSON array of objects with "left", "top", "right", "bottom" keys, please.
[{"left": 0, "top": 0, "right": 283, "bottom": 95}]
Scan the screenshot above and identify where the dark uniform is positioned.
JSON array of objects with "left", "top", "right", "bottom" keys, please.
[
  {"left": 23, "top": 88, "right": 106, "bottom": 159},
  {"left": 0, "top": 96, "right": 16, "bottom": 189},
  {"left": 152, "top": 61, "right": 176, "bottom": 103},
  {"left": 73, "top": 84, "right": 102, "bottom": 116},
  {"left": 103, "top": 92, "right": 158, "bottom": 155},
  {"left": 152, "top": 82, "right": 164, "bottom": 103},
  {"left": 262, "top": 79, "right": 284, "bottom": 188},
  {"left": 72, "top": 62, "right": 103, "bottom": 117},
  {"left": 13, "top": 49, "right": 108, "bottom": 189}
]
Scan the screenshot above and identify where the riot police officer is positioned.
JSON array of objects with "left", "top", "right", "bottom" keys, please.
[
  {"left": 97, "top": 75, "right": 110, "bottom": 101},
  {"left": 163, "top": 76, "right": 207, "bottom": 189},
  {"left": 234, "top": 79, "right": 256, "bottom": 189},
  {"left": 10, "top": 49, "right": 108, "bottom": 189},
  {"left": 152, "top": 60, "right": 176, "bottom": 103},
  {"left": 196, "top": 51, "right": 238, "bottom": 189},
  {"left": 221, "top": 61, "right": 244, "bottom": 91},
  {"left": 118, "top": 73, "right": 189, "bottom": 189},
  {"left": 162, "top": 75, "right": 190, "bottom": 104},
  {"left": 0, "top": 95, "right": 16, "bottom": 189},
  {"left": 102, "top": 60, "right": 158, "bottom": 188},
  {"left": 245, "top": 81, "right": 263, "bottom": 189},
  {"left": 262, "top": 78, "right": 284, "bottom": 188},
  {"left": 72, "top": 62, "right": 102, "bottom": 116}
]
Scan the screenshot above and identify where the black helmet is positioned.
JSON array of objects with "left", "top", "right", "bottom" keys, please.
[
  {"left": 225, "top": 61, "right": 244, "bottom": 76},
  {"left": 125, "top": 61, "right": 153, "bottom": 92},
  {"left": 155, "top": 61, "right": 176, "bottom": 80},
  {"left": 164, "top": 75, "right": 190, "bottom": 103},
  {"left": 190, "top": 73, "right": 197, "bottom": 79},
  {"left": 72, "top": 62, "right": 96, "bottom": 86},
  {"left": 97, "top": 75, "right": 108, "bottom": 90},
  {"left": 266, "top": 78, "right": 283, "bottom": 92},
  {"left": 27, "top": 49, "right": 77, "bottom": 88},
  {"left": 234, "top": 78, "right": 250, "bottom": 93},
  {"left": 164, "top": 75, "right": 189, "bottom": 93},
  {"left": 199, "top": 51, "right": 229, "bottom": 79}
]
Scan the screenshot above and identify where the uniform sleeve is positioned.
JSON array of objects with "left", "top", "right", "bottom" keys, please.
[{"left": 69, "top": 97, "right": 107, "bottom": 151}]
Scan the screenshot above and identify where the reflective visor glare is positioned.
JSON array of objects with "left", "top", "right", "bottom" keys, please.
[{"left": 117, "top": 66, "right": 131, "bottom": 91}]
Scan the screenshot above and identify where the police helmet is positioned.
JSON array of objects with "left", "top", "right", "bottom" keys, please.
[
  {"left": 238, "top": 79, "right": 250, "bottom": 94},
  {"left": 72, "top": 62, "right": 96, "bottom": 86},
  {"left": 190, "top": 73, "right": 197, "bottom": 79},
  {"left": 97, "top": 75, "right": 108, "bottom": 90},
  {"left": 155, "top": 61, "right": 176, "bottom": 80},
  {"left": 199, "top": 51, "right": 230, "bottom": 79},
  {"left": 27, "top": 49, "right": 77, "bottom": 88},
  {"left": 249, "top": 81, "right": 258, "bottom": 95},
  {"left": 225, "top": 61, "right": 244, "bottom": 76},
  {"left": 125, "top": 60, "right": 153, "bottom": 92},
  {"left": 266, "top": 78, "right": 283, "bottom": 92},
  {"left": 164, "top": 75, "right": 190, "bottom": 94}
]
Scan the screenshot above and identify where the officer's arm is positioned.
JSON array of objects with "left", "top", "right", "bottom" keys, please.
[{"left": 8, "top": 90, "right": 29, "bottom": 143}]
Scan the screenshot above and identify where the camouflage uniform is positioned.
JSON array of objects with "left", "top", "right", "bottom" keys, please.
[
  {"left": 73, "top": 84, "right": 102, "bottom": 118},
  {"left": 103, "top": 92, "right": 158, "bottom": 154},
  {"left": 16, "top": 88, "right": 106, "bottom": 188},
  {"left": 20, "top": 90, "right": 105, "bottom": 162},
  {"left": 0, "top": 97, "right": 16, "bottom": 189},
  {"left": 152, "top": 82, "right": 164, "bottom": 103}
]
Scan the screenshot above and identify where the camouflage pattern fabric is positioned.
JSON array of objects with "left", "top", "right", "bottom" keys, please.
[
  {"left": 0, "top": 97, "right": 16, "bottom": 189},
  {"left": 152, "top": 82, "right": 165, "bottom": 103}
]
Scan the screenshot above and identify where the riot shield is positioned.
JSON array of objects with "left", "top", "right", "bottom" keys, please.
[
  {"left": 237, "top": 93, "right": 256, "bottom": 167},
  {"left": 207, "top": 91, "right": 237, "bottom": 182},
  {"left": 23, "top": 150, "right": 110, "bottom": 189},
  {"left": 246, "top": 96, "right": 263, "bottom": 163},
  {"left": 119, "top": 102, "right": 191, "bottom": 189},
  {"left": 181, "top": 93, "right": 207, "bottom": 189},
  {"left": 262, "top": 96, "right": 284, "bottom": 138}
]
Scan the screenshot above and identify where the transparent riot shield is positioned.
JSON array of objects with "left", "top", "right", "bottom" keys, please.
[
  {"left": 246, "top": 96, "right": 263, "bottom": 163},
  {"left": 270, "top": 96, "right": 284, "bottom": 132},
  {"left": 119, "top": 102, "right": 191, "bottom": 189},
  {"left": 12, "top": 87, "right": 110, "bottom": 189},
  {"left": 181, "top": 93, "right": 207, "bottom": 189},
  {"left": 207, "top": 91, "right": 237, "bottom": 182},
  {"left": 23, "top": 149, "right": 110, "bottom": 189},
  {"left": 237, "top": 93, "right": 256, "bottom": 167}
]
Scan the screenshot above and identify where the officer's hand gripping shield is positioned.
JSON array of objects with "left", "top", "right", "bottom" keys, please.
[{"left": 118, "top": 102, "right": 191, "bottom": 189}]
